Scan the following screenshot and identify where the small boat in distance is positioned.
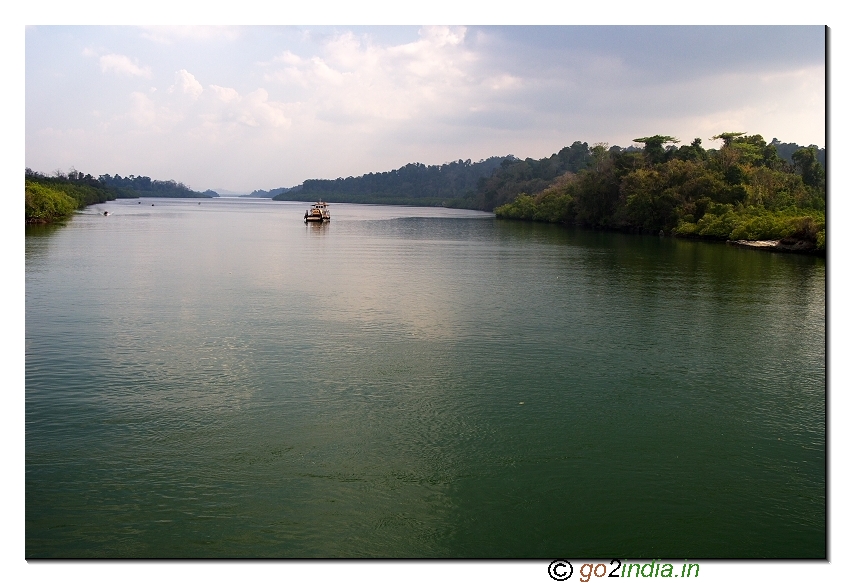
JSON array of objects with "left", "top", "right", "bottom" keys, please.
[{"left": 304, "top": 201, "right": 331, "bottom": 223}]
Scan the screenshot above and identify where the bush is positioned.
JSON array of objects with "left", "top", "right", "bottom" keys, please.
[
  {"left": 494, "top": 194, "right": 537, "bottom": 220},
  {"left": 25, "top": 181, "right": 78, "bottom": 224},
  {"left": 729, "top": 215, "right": 794, "bottom": 241},
  {"left": 674, "top": 220, "right": 699, "bottom": 237}
]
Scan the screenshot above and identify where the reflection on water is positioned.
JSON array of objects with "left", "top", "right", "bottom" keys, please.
[{"left": 26, "top": 198, "right": 824, "bottom": 557}]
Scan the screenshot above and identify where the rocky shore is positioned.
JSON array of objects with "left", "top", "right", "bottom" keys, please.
[{"left": 727, "top": 238, "right": 821, "bottom": 255}]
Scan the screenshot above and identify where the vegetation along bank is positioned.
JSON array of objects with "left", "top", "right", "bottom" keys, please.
[
  {"left": 25, "top": 168, "right": 215, "bottom": 225},
  {"left": 27, "top": 133, "right": 825, "bottom": 254},
  {"left": 493, "top": 134, "right": 825, "bottom": 254}
]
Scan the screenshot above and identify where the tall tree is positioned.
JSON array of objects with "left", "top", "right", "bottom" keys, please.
[
  {"left": 792, "top": 146, "right": 826, "bottom": 189},
  {"left": 633, "top": 135, "right": 679, "bottom": 165},
  {"left": 712, "top": 132, "right": 746, "bottom": 148}
]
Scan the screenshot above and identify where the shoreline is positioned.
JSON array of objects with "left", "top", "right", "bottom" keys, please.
[{"left": 727, "top": 239, "right": 822, "bottom": 256}]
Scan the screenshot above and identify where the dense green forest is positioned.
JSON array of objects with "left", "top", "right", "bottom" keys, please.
[
  {"left": 25, "top": 168, "right": 214, "bottom": 224},
  {"left": 493, "top": 134, "right": 825, "bottom": 253},
  {"left": 265, "top": 134, "right": 824, "bottom": 252},
  {"left": 25, "top": 181, "right": 82, "bottom": 224},
  {"left": 273, "top": 157, "right": 507, "bottom": 206},
  {"left": 472, "top": 141, "right": 615, "bottom": 210},
  {"left": 27, "top": 135, "right": 825, "bottom": 251},
  {"left": 771, "top": 138, "right": 825, "bottom": 167},
  {"left": 25, "top": 169, "right": 120, "bottom": 224},
  {"left": 98, "top": 173, "right": 214, "bottom": 198}
]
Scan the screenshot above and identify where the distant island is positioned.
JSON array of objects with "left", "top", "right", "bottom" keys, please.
[{"left": 25, "top": 134, "right": 825, "bottom": 254}]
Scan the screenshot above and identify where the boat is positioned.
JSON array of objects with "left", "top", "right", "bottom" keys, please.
[{"left": 304, "top": 201, "right": 331, "bottom": 222}]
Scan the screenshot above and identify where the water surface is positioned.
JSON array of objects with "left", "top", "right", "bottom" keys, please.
[{"left": 26, "top": 198, "right": 825, "bottom": 557}]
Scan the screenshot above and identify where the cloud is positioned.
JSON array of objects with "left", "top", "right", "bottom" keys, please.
[
  {"left": 261, "top": 26, "right": 491, "bottom": 126},
  {"left": 169, "top": 69, "right": 203, "bottom": 99},
  {"left": 128, "top": 91, "right": 157, "bottom": 126},
  {"left": 274, "top": 51, "right": 303, "bottom": 66},
  {"left": 26, "top": 26, "right": 825, "bottom": 192},
  {"left": 98, "top": 53, "right": 153, "bottom": 78},
  {"left": 241, "top": 89, "right": 291, "bottom": 128},
  {"left": 201, "top": 86, "right": 292, "bottom": 131},
  {"left": 123, "top": 92, "right": 182, "bottom": 133},
  {"left": 209, "top": 85, "right": 239, "bottom": 103},
  {"left": 139, "top": 26, "right": 241, "bottom": 44}
]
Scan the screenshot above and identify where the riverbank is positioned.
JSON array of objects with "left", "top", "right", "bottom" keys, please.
[
  {"left": 25, "top": 180, "right": 85, "bottom": 225},
  {"left": 495, "top": 198, "right": 825, "bottom": 256},
  {"left": 25, "top": 169, "right": 217, "bottom": 225},
  {"left": 728, "top": 238, "right": 823, "bottom": 255}
]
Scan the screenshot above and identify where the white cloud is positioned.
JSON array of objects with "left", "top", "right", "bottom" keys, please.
[
  {"left": 98, "top": 53, "right": 153, "bottom": 78},
  {"left": 128, "top": 91, "right": 157, "bottom": 126},
  {"left": 209, "top": 85, "right": 239, "bottom": 103},
  {"left": 274, "top": 51, "right": 303, "bottom": 66},
  {"left": 261, "top": 26, "right": 485, "bottom": 126},
  {"left": 419, "top": 25, "right": 466, "bottom": 48},
  {"left": 25, "top": 26, "right": 826, "bottom": 192},
  {"left": 242, "top": 89, "right": 291, "bottom": 128},
  {"left": 124, "top": 91, "right": 183, "bottom": 134},
  {"left": 139, "top": 26, "right": 241, "bottom": 45},
  {"left": 200, "top": 86, "right": 291, "bottom": 131},
  {"left": 169, "top": 69, "right": 203, "bottom": 99},
  {"left": 486, "top": 74, "right": 522, "bottom": 91}
]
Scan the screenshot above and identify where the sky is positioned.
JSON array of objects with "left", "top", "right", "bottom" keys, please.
[{"left": 25, "top": 25, "right": 825, "bottom": 194}]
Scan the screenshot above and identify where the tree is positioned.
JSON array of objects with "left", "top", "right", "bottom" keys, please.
[
  {"left": 711, "top": 132, "right": 749, "bottom": 172},
  {"left": 711, "top": 132, "right": 746, "bottom": 148},
  {"left": 590, "top": 143, "right": 610, "bottom": 172},
  {"left": 792, "top": 146, "right": 825, "bottom": 190},
  {"left": 633, "top": 135, "right": 679, "bottom": 165}
]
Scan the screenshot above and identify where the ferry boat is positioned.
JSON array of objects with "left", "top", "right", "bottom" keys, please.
[{"left": 304, "top": 201, "right": 331, "bottom": 222}]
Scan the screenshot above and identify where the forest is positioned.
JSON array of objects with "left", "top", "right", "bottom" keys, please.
[
  {"left": 26, "top": 135, "right": 825, "bottom": 252},
  {"left": 98, "top": 173, "right": 215, "bottom": 199},
  {"left": 273, "top": 157, "right": 508, "bottom": 206},
  {"left": 492, "top": 134, "right": 825, "bottom": 253},
  {"left": 264, "top": 134, "right": 824, "bottom": 252},
  {"left": 26, "top": 168, "right": 119, "bottom": 224},
  {"left": 25, "top": 168, "right": 213, "bottom": 224}
]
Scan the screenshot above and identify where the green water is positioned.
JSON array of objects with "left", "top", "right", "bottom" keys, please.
[{"left": 25, "top": 198, "right": 825, "bottom": 558}]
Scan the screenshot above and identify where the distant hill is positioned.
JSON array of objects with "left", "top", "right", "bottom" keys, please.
[
  {"left": 471, "top": 141, "right": 597, "bottom": 210},
  {"left": 208, "top": 188, "right": 244, "bottom": 196},
  {"left": 246, "top": 186, "right": 301, "bottom": 198},
  {"left": 273, "top": 157, "right": 507, "bottom": 207},
  {"left": 770, "top": 139, "right": 826, "bottom": 168},
  {"left": 98, "top": 173, "right": 213, "bottom": 198}
]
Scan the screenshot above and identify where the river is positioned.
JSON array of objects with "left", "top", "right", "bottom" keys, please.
[{"left": 25, "top": 197, "right": 825, "bottom": 557}]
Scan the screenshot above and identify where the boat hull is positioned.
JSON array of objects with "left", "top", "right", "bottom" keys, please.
[{"left": 304, "top": 201, "right": 331, "bottom": 222}]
